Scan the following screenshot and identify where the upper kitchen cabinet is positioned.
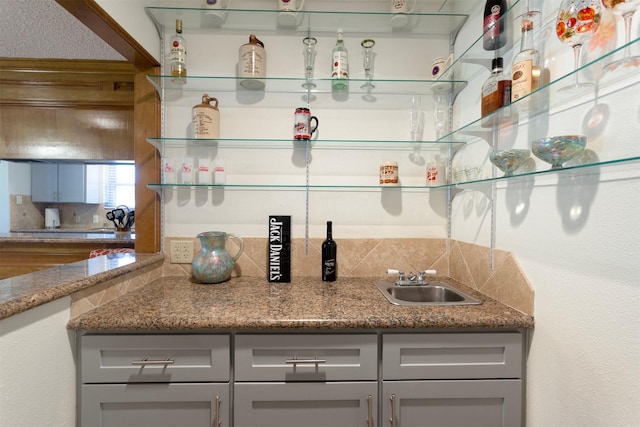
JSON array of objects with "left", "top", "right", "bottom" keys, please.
[
  {"left": 31, "top": 163, "right": 100, "bottom": 204},
  {"left": 0, "top": 58, "right": 135, "bottom": 161}
]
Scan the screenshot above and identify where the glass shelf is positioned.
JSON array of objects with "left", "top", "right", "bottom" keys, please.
[
  {"left": 148, "top": 156, "right": 640, "bottom": 194},
  {"left": 147, "top": 75, "right": 465, "bottom": 100},
  {"left": 146, "top": 137, "right": 465, "bottom": 151},
  {"left": 145, "top": 4, "right": 475, "bottom": 37},
  {"left": 447, "top": 36, "right": 640, "bottom": 143}
]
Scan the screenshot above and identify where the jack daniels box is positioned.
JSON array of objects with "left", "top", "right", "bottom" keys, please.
[{"left": 268, "top": 216, "right": 291, "bottom": 283}]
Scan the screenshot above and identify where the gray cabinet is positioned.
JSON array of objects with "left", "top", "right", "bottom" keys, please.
[
  {"left": 78, "top": 334, "right": 230, "bottom": 427},
  {"left": 234, "top": 334, "right": 378, "bottom": 427},
  {"left": 78, "top": 331, "right": 525, "bottom": 426},
  {"left": 31, "top": 163, "right": 100, "bottom": 203},
  {"left": 382, "top": 332, "right": 524, "bottom": 427}
]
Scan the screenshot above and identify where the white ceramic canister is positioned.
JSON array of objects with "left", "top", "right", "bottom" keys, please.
[
  {"left": 192, "top": 94, "right": 220, "bottom": 139},
  {"left": 239, "top": 34, "right": 266, "bottom": 90}
]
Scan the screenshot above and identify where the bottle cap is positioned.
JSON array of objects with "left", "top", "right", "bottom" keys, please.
[
  {"left": 176, "top": 19, "right": 183, "bottom": 33},
  {"left": 492, "top": 57, "right": 503, "bottom": 71}
]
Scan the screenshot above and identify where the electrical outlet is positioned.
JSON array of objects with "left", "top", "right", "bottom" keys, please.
[{"left": 170, "top": 240, "right": 194, "bottom": 263}]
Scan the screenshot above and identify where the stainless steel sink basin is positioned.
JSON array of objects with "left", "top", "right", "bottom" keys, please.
[{"left": 375, "top": 281, "right": 482, "bottom": 306}]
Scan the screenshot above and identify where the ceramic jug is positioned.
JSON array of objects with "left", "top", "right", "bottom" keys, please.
[{"left": 192, "top": 231, "right": 244, "bottom": 284}]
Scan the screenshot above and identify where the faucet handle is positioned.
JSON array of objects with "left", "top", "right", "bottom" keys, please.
[
  {"left": 420, "top": 269, "right": 437, "bottom": 276},
  {"left": 387, "top": 269, "right": 405, "bottom": 281}
]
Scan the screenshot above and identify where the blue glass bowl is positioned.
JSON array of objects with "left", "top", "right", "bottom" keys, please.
[
  {"left": 489, "top": 149, "right": 531, "bottom": 177},
  {"left": 532, "top": 135, "right": 587, "bottom": 169}
]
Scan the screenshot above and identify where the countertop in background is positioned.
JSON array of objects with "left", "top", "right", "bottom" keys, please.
[{"left": 1, "top": 230, "right": 134, "bottom": 243}]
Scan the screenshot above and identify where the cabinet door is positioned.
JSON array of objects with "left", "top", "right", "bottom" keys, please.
[
  {"left": 382, "top": 380, "right": 523, "bottom": 427},
  {"left": 31, "top": 163, "right": 58, "bottom": 202},
  {"left": 234, "top": 382, "right": 377, "bottom": 427},
  {"left": 80, "top": 383, "right": 229, "bottom": 427},
  {"left": 57, "top": 163, "right": 86, "bottom": 202}
]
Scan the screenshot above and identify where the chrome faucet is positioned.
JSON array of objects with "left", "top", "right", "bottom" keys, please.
[{"left": 387, "top": 269, "right": 436, "bottom": 286}]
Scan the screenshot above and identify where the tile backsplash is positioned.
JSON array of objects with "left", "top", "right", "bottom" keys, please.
[
  {"left": 163, "top": 236, "right": 534, "bottom": 316},
  {"left": 10, "top": 195, "right": 111, "bottom": 230}
]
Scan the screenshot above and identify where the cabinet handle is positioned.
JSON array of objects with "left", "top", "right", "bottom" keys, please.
[
  {"left": 131, "top": 357, "right": 175, "bottom": 366},
  {"left": 367, "top": 394, "right": 374, "bottom": 427},
  {"left": 285, "top": 356, "right": 326, "bottom": 365},
  {"left": 215, "top": 396, "right": 221, "bottom": 427},
  {"left": 389, "top": 393, "right": 397, "bottom": 427}
]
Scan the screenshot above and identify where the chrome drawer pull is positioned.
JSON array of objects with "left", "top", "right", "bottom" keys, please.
[
  {"left": 131, "top": 357, "right": 175, "bottom": 366},
  {"left": 215, "top": 396, "right": 221, "bottom": 427},
  {"left": 389, "top": 393, "right": 397, "bottom": 427},
  {"left": 367, "top": 394, "right": 374, "bottom": 427},
  {"left": 285, "top": 356, "right": 326, "bottom": 365}
]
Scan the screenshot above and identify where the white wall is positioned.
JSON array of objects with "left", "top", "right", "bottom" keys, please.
[
  {"left": 0, "top": 297, "right": 76, "bottom": 427},
  {"left": 451, "top": 2, "right": 640, "bottom": 426}
]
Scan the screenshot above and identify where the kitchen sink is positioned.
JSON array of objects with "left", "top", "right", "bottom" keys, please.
[{"left": 374, "top": 281, "right": 482, "bottom": 306}]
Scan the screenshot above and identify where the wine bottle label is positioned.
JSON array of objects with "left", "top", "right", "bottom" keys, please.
[
  {"left": 512, "top": 59, "right": 534, "bottom": 100},
  {"left": 170, "top": 39, "right": 186, "bottom": 63},
  {"left": 483, "top": 6, "right": 501, "bottom": 37},
  {"left": 482, "top": 80, "right": 510, "bottom": 116},
  {"left": 332, "top": 52, "right": 349, "bottom": 79},
  {"left": 323, "top": 259, "right": 336, "bottom": 277}
]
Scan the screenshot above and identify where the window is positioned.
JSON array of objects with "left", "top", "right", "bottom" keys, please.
[{"left": 104, "top": 164, "right": 135, "bottom": 209}]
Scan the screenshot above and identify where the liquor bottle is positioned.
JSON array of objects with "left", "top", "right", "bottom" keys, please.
[
  {"left": 322, "top": 221, "right": 337, "bottom": 281},
  {"left": 331, "top": 29, "right": 349, "bottom": 91},
  {"left": 511, "top": 19, "right": 540, "bottom": 103},
  {"left": 170, "top": 19, "right": 187, "bottom": 84},
  {"left": 483, "top": 0, "right": 508, "bottom": 51},
  {"left": 481, "top": 57, "right": 511, "bottom": 116}
]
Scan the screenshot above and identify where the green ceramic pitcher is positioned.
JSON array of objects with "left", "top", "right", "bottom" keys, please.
[{"left": 192, "top": 231, "right": 244, "bottom": 284}]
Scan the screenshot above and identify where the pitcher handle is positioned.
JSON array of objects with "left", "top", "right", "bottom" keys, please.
[{"left": 226, "top": 233, "right": 245, "bottom": 262}]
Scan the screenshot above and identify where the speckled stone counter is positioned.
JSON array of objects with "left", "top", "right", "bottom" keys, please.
[
  {"left": 0, "top": 253, "right": 163, "bottom": 320},
  {"left": 0, "top": 231, "right": 134, "bottom": 244},
  {"left": 67, "top": 276, "right": 534, "bottom": 331}
]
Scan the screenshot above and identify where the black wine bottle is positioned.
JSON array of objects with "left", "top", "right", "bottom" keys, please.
[
  {"left": 322, "top": 221, "right": 337, "bottom": 281},
  {"left": 483, "top": 0, "right": 508, "bottom": 51}
]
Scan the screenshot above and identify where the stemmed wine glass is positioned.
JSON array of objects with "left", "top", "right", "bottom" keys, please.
[
  {"left": 361, "top": 39, "right": 376, "bottom": 89},
  {"left": 408, "top": 95, "right": 424, "bottom": 141},
  {"left": 302, "top": 37, "right": 317, "bottom": 89},
  {"left": 601, "top": 0, "right": 640, "bottom": 72},
  {"left": 556, "top": 0, "right": 602, "bottom": 92}
]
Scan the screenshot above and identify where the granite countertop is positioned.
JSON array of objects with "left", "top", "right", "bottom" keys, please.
[
  {"left": 0, "top": 253, "right": 163, "bottom": 320},
  {"left": 67, "top": 276, "right": 534, "bottom": 332},
  {"left": 0, "top": 231, "right": 134, "bottom": 243}
]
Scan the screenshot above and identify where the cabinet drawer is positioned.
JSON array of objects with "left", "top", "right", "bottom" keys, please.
[
  {"left": 234, "top": 382, "right": 377, "bottom": 427},
  {"left": 80, "top": 334, "right": 230, "bottom": 383},
  {"left": 383, "top": 332, "right": 523, "bottom": 380},
  {"left": 235, "top": 334, "right": 377, "bottom": 381}
]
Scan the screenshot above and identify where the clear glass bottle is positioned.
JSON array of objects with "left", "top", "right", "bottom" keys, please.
[
  {"left": 322, "top": 221, "right": 337, "bottom": 281},
  {"left": 511, "top": 19, "right": 540, "bottom": 102},
  {"left": 170, "top": 19, "right": 187, "bottom": 84},
  {"left": 331, "top": 29, "right": 349, "bottom": 91},
  {"left": 481, "top": 57, "right": 511, "bottom": 116}
]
